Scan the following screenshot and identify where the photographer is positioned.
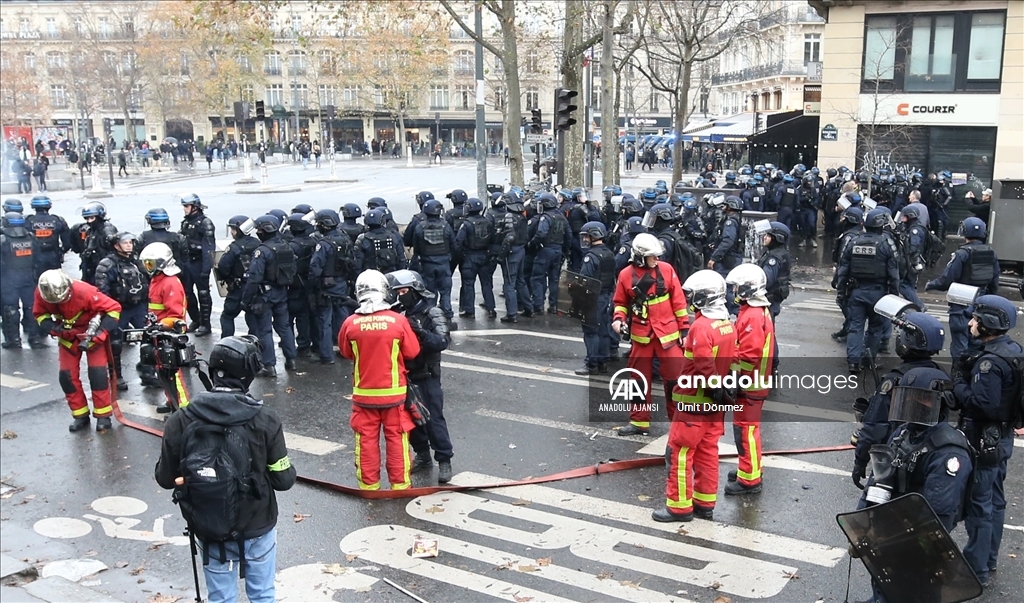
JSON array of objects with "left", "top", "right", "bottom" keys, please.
[{"left": 139, "top": 242, "right": 189, "bottom": 412}]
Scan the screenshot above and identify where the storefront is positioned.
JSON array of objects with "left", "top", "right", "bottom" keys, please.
[
  {"left": 748, "top": 110, "right": 819, "bottom": 170},
  {"left": 594, "top": 115, "right": 673, "bottom": 137}
]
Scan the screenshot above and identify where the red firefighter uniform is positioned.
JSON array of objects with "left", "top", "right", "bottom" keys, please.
[
  {"left": 664, "top": 313, "right": 736, "bottom": 517},
  {"left": 148, "top": 272, "right": 191, "bottom": 408},
  {"left": 34, "top": 281, "right": 121, "bottom": 420},
  {"left": 732, "top": 303, "right": 775, "bottom": 489},
  {"left": 612, "top": 260, "right": 689, "bottom": 429},
  {"left": 339, "top": 309, "right": 421, "bottom": 490}
]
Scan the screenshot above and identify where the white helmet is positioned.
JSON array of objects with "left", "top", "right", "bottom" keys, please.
[
  {"left": 140, "top": 242, "right": 180, "bottom": 276},
  {"left": 630, "top": 233, "right": 664, "bottom": 266},
  {"left": 354, "top": 269, "right": 393, "bottom": 314},
  {"left": 38, "top": 269, "right": 73, "bottom": 304},
  {"left": 683, "top": 269, "right": 728, "bottom": 318},
  {"left": 726, "top": 264, "right": 770, "bottom": 307}
]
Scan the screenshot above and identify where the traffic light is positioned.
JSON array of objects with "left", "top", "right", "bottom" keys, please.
[
  {"left": 255, "top": 100, "right": 266, "bottom": 121},
  {"left": 530, "top": 109, "right": 542, "bottom": 134},
  {"left": 325, "top": 105, "right": 336, "bottom": 119},
  {"left": 554, "top": 88, "right": 578, "bottom": 132},
  {"left": 102, "top": 118, "right": 111, "bottom": 135}
]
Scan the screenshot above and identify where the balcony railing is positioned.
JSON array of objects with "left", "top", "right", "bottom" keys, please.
[
  {"left": 711, "top": 60, "right": 808, "bottom": 86},
  {"left": 453, "top": 67, "right": 474, "bottom": 77},
  {"left": 290, "top": 66, "right": 307, "bottom": 76},
  {"left": 265, "top": 67, "right": 282, "bottom": 76}
]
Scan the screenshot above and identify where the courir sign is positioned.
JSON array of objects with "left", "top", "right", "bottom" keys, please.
[{"left": 858, "top": 94, "right": 999, "bottom": 126}]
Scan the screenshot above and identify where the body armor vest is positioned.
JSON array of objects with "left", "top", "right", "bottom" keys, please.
[
  {"left": 464, "top": 215, "right": 492, "bottom": 251},
  {"left": 290, "top": 235, "right": 317, "bottom": 280},
  {"left": 139, "top": 229, "right": 185, "bottom": 264},
  {"left": 960, "top": 244, "right": 996, "bottom": 287},
  {"left": 759, "top": 247, "right": 791, "bottom": 303},
  {"left": 779, "top": 187, "right": 797, "bottom": 208},
  {"left": 227, "top": 236, "right": 259, "bottom": 288},
  {"left": 263, "top": 238, "right": 296, "bottom": 287},
  {"left": 323, "top": 230, "right": 353, "bottom": 278},
  {"left": 506, "top": 213, "right": 529, "bottom": 246},
  {"left": 180, "top": 215, "right": 209, "bottom": 262},
  {"left": 3, "top": 234, "right": 34, "bottom": 271},
  {"left": 340, "top": 221, "right": 364, "bottom": 245},
  {"left": 542, "top": 211, "right": 566, "bottom": 246},
  {"left": 587, "top": 245, "right": 616, "bottom": 290},
  {"left": 418, "top": 218, "right": 450, "bottom": 257},
  {"left": 850, "top": 234, "right": 887, "bottom": 281},
  {"left": 106, "top": 255, "right": 147, "bottom": 305},
  {"left": 26, "top": 214, "right": 63, "bottom": 252},
  {"left": 363, "top": 230, "right": 399, "bottom": 271}
]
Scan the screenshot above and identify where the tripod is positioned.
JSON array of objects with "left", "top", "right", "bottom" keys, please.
[{"left": 184, "top": 526, "right": 204, "bottom": 603}]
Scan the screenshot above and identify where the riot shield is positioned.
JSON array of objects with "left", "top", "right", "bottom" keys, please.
[
  {"left": 212, "top": 249, "right": 229, "bottom": 298},
  {"left": 837, "top": 493, "right": 982, "bottom": 603},
  {"left": 556, "top": 269, "right": 602, "bottom": 326},
  {"left": 740, "top": 210, "right": 777, "bottom": 263}
]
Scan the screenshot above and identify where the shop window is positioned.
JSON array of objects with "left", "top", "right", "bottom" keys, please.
[
  {"left": 863, "top": 16, "right": 897, "bottom": 81},
  {"left": 906, "top": 15, "right": 955, "bottom": 91},
  {"left": 967, "top": 13, "right": 1004, "bottom": 80}
]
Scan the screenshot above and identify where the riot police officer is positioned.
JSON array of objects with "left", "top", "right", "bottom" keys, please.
[
  {"left": 614, "top": 216, "right": 645, "bottom": 274},
  {"left": 215, "top": 215, "right": 259, "bottom": 338},
  {"left": 575, "top": 222, "right": 616, "bottom": 375},
  {"left": 310, "top": 209, "right": 354, "bottom": 365},
  {"left": 925, "top": 217, "right": 1000, "bottom": 362},
  {"left": 897, "top": 204, "right": 928, "bottom": 310},
  {"left": 387, "top": 269, "right": 454, "bottom": 484},
  {"left": 707, "top": 196, "right": 744, "bottom": 278},
  {"left": 138, "top": 208, "right": 187, "bottom": 267},
  {"left": 404, "top": 191, "right": 436, "bottom": 271},
  {"left": 2, "top": 198, "right": 23, "bottom": 223},
  {"left": 757, "top": 221, "right": 791, "bottom": 319},
  {"left": 409, "top": 199, "right": 455, "bottom": 324},
  {"left": 73, "top": 202, "right": 118, "bottom": 285},
  {"left": 741, "top": 174, "right": 768, "bottom": 212},
  {"left": 354, "top": 208, "right": 406, "bottom": 274},
  {"left": 455, "top": 198, "right": 496, "bottom": 319},
  {"left": 565, "top": 188, "right": 601, "bottom": 272},
  {"left": 797, "top": 173, "right": 820, "bottom": 248},
  {"left": 287, "top": 212, "right": 318, "bottom": 356},
  {"left": 243, "top": 214, "right": 298, "bottom": 376},
  {"left": 25, "top": 195, "right": 70, "bottom": 277},
  {"left": 835, "top": 208, "right": 900, "bottom": 373},
  {"left": 773, "top": 174, "right": 798, "bottom": 234},
  {"left": 367, "top": 197, "right": 400, "bottom": 236},
  {"left": 528, "top": 193, "right": 571, "bottom": 315},
  {"left": 339, "top": 203, "right": 365, "bottom": 292},
  {"left": 445, "top": 189, "right": 469, "bottom": 274},
  {"left": 95, "top": 232, "right": 149, "bottom": 390},
  {"left": 1, "top": 212, "right": 45, "bottom": 349},
  {"left": 953, "top": 295, "right": 1022, "bottom": 588},
  {"left": 497, "top": 193, "right": 532, "bottom": 322},
  {"left": 178, "top": 193, "right": 216, "bottom": 336},
  {"left": 830, "top": 206, "right": 864, "bottom": 342}
]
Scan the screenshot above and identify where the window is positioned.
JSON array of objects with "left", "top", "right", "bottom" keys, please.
[
  {"left": 453, "top": 50, "right": 473, "bottom": 76},
  {"left": 72, "top": 17, "right": 83, "bottom": 36},
  {"left": 23, "top": 52, "right": 35, "bottom": 69},
  {"left": 98, "top": 17, "right": 110, "bottom": 38},
  {"left": 265, "top": 84, "right": 283, "bottom": 106},
  {"left": 45, "top": 17, "right": 56, "bottom": 38},
  {"left": 101, "top": 85, "right": 117, "bottom": 109},
  {"left": 290, "top": 84, "right": 308, "bottom": 108},
  {"left": 493, "top": 86, "right": 505, "bottom": 110},
  {"left": 804, "top": 34, "right": 821, "bottom": 65},
  {"left": 864, "top": 16, "right": 897, "bottom": 80},
  {"left": 290, "top": 14, "right": 301, "bottom": 33},
  {"left": 906, "top": 15, "right": 955, "bottom": 91},
  {"left": 123, "top": 17, "right": 134, "bottom": 36},
  {"left": 318, "top": 84, "right": 336, "bottom": 106},
  {"left": 318, "top": 50, "right": 334, "bottom": 75},
  {"left": 525, "top": 49, "right": 539, "bottom": 72},
  {"left": 429, "top": 85, "right": 449, "bottom": 109},
  {"left": 649, "top": 93, "right": 658, "bottom": 113},
  {"left": 50, "top": 84, "right": 68, "bottom": 109},
  {"left": 241, "top": 84, "right": 255, "bottom": 104},
  {"left": 237, "top": 54, "right": 252, "bottom": 73},
  {"left": 455, "top": 85, "right": 472, "bottom": 110},
  {"left": 19, "top": 17, "right": 29, "bottom": 33},
  {"left": 374, "top": 85, "right": 387, "bottom": 107},
  {"left": 129, "top": 84, "right": 143, "bottom": 108},
  {"left": 289, "top": 51, "right": 306, "bottom": 76},
  {"left": 343, "top": 86, "right": 360, "bottom": 108},
  {"left": 493, "top": 54, "right": 503, "bottom": 71},
  {"left": 46, "top": 51, "right": 65, "bottom": 70},
  {"left": 525, "top": 88, "right": 539, "bottom": 110},
  {"left": 179, "top": 52, "right": 190, "bottom": 76},
  {"left": 968, "top": 13, "right": 1004, "bottom": 79},
  {"left": 265, "top": 51, "right": 281, "bottom": 75}
]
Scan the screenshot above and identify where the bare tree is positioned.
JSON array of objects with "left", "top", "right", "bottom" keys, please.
[{"left": 0, "top": 52, "right": 50, "bottom": 127}]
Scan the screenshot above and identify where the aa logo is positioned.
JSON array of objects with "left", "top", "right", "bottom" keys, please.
[{"left": 608, "top": 368, "right": 649, "bottom": 402}]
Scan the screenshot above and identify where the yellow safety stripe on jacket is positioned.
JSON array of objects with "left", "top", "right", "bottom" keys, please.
[
  {"left": 760, "top": 331, "right": 773, "bottom": 376},
  {"left": 631, "top": 333, "right": 651, "bottom": 344},
  {"left": 674, "top": 307, "right": 688, "bottom": 318},
  {"left": 648, "top": 293, "right": 670, "bottom": 306},
  {"left": 148, "top": 302, "right": 166, "bottom": 311},
  {"left": 659, "top": 331, "right": 680, "bottom": 345},
  {"left": 267, "top": 456, "right": 292, "bottom": 472},
  {"left": 352, "top": 384, "right": 408, "bottom": 397},
  {"left": 614, "top": 305, "right": 628, "bottom": 316},
  {"left": 107, "top": 310, "right": 120, "bottom": 320},
  {"left": 351, "top": 341, "right": 361, "bottom": 386},
  {"left": 666, "top": 446, "right": 693, "bottom": 510},
  {"left": 390, "top": 339, "right": 400, "bottom": 389}
]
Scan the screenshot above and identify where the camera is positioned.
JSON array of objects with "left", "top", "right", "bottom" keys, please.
[{"left": 124, "top": 325, "right": 198, "bottom": 370}]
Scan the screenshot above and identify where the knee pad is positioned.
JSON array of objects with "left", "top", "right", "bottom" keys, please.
[
  {"left": 58, "top": 370, "right": 77, "bottom": 394},
  {"left": 87, "top": 365, "right": 109, "bottom": 391}
]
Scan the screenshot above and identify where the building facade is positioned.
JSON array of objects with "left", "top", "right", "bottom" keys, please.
[{"left": 809, "top": 0, "right": 1022, "bottom": 185}]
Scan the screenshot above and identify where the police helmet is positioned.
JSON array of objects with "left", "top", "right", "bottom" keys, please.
[
  {"left": 228, "top": 215, "right": 255, "bottom": 236},
  {"left": 81, "top": 202, "right": 106, "bottom": 219},
  {"left": 683, "top": 270, "right": 727, "bottom": 311},
  {"left": 938, "top": 170, "right": 952, "bottom": 183},
  {"left": 490, "top": 192, "right": 506, "bottom": 208},
  {"left": 724, "top": 171, "right": 736, "bottom": 183},
  {"left": 288, "top": 212, "right": 311, "bottom": 233},
  {"left": 367, "top": 197, "right": 387, "bottom": 209},
  {"left": 673, "top": 181, "right": 688, "bottom": 195},
  {"left": 842, "top": 206, "right": 864, "bottom": 226},
  {"left": 972, "top": 295, "right": 1017, "bottom": 331},
  {"left": 208, "top": 335, "right": 264, "bottom": 390},
  {"left": 140, "top": 242, "right": 180, "bottom": 276},
  {"left": 3, "top": 211, "right": 25, "bottom": 227},
  {"left": 422, "top": 199, "right": 444, "bottom": 217},
  {"left": 864, "top": 208, "right": 888, "bottom": 230},
  {"left": 37, "top": 269, "right": 73, "bottom": 304},
  {"left": 508, "top": 186, "right": 525, "bottom": 199},
  {"left": 341, "top": 203, "right": 362, "bottom": 220},
  {"left": 538, "top": 193, "right": 558, "bottom": 210},
  {"left": 621, "top": 197, "right": 644, "bottom": 216},
  {"left": 178, "top": 192, "right": 203, "bottom": 208},
  {"left": 826, "top": 168, "right": 838, "bottom": 179},
  {"left": 415, "top": 191, "right": 435, "bottom": 207},
  {"left": 113, "top": 231, "right": 137, "bottom": 252},
  {"left": 580, "top": 221, "right": 607, "bottom": 248},
  {"left": 386, "top": 269, "right": 433, "bottom": 307},
  {"left": 754, "top": 164, "right": 766, "bottom": 174},
  {"left": 911, "top": 172, "right": 923, "bottom": 185},
  {"left": 802, "top": 173, "right": 816, "bottom": 186},
  {"left": 630, "top": 233, "right": 664, "bottom": 266},
  {"left": 895, "top": 312, "right": 944, "bottom": 357},
  {"left": 682, "top": 196, "right": 699, "bottom": 214},
  {"left": 958, "top": 217, "right": 986, "bottom": 240},
  {"left": 739, "top": 166, "right": 753, "bottom": 176},
  {"left": 888, "top": 366, "right": 953, "bottom": 426},
  {"left": 2, "top": 198, "right": 23, "bottom": 213},
  {"left": 145, "top": 208, "right": 171, "bottom": 228},
  {"left": 793, "top": 163, "right": 807, "bottom": 175},
  {"left": 782, "top": 174, "right": 795, "bottom": 184},
  {"left": 766, "top": 221, "right": 791, "bottom": 246},
  {"left": 895, "top": 173, "right": 907, "bottom": 183},
  {"left": 466, "top": 198, "right": 484, "bottom": 214},
  {"left": 724, "top": 195, "right": 743, "bottom": 211},
  {"left": 641, "top": 188, "right": 659, "bottom": 201},
  {"left": 752, "top": 173, "right": 765, "bottom": 185},
  {"left": 290, "top": 204, "right": 313, "bottom": 216},
  {"left": 556, "top": 188, "right": 573, "bottom": 204},
  {"left": 30, "top": 195, "right": 52, "bottom": 210},
  {"left": 446, "top": 189, "right": 467, "bottom": 205},
  {"left": 901, "top": 205, "right": 921, "bottom": 221},
  {"left": 667, "top": 193, "right": 685, "bottom": 208},
  {"left": 654, "top": 180, "right": 668, "bottom": 194},
  {"left": 603, "top": 185, "right": 623, "bottom": 198},
  {"left": 315, "top": 209, "right": 340, "bottom": 230},
  {"left": 253, "top": 213, "right": 282, "bottom": 235},
  {"left": 626, "top": 216, "right": 645, "bottom": 235},
  {"left": 267, "top": 209, "right": 288, "bottom": 232},
  {"left": 643, "top": 203, "right": 676, "bottom": 228},
  {"left": 726, "top": 263, "right": 768, "bottom": 301},
  {"left": 810, "top": 166, "right": 820, "bottom": 176},
  {"left": 364, "top": 207, "right": 386, "bottom": 227}
]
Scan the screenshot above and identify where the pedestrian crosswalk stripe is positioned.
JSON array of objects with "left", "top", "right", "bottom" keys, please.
[
  {"left": 634, "top": 434, "right": 849, "bottom": 476},
  {"left": 788, "top": 297, "right": 948, "bottom": 323},
  {"left": 0, "top": 373, "right": 48, "bottom": 392}
]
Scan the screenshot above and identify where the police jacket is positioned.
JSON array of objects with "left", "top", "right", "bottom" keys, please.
[
  {"left": 672, "top": 311, "right": 737, "bottom": 409},
  {"left": 954, "top": 335, "right": 1023, "bottom": 425},
  {"left": 288, "top": 232, "right": 318, "bottom": 289},
  {"left": 925, "top": 240, "right": 1000, "bottom": 299},
  {"left": 836, "top": 230, "right": 899, "bottom": 293},
  {"left": 403, "top": 212, "right": 427, "bottom": 248},
  {"left": 612, "top": 261, "right": 689, "bottom": 347},
  {"left": 413, "top": 217, "right": 454, "bottom": 259},
  {"left": 797, "top": 185, "right": 819, "bottom": 209},
  {"left": 77, "top": 219, "right": 118, "bottom": 269},
  {"left": 444, "top": 206, "right": 468, "bottom": 238},
  {"left": 742, "top": 186, "right": 767, "bottom": 211},
  {"left": 775, "top": 183, "right": 797, "bottom": 209},
  {"left": 26, "top": 211, "right": 70, "bottom": 256},
  {"left": 310, "top": 229, "right": 352, "bottom": 296},
  {"left": 530, "top": 209, "right": 571, "bottom": 253},
  {"left": 339, "top": 220, "right": 365, "bottom": 245},
  {"left": 338, "top": 309, "right": 421, "bottom": 407},
  {"left": 34, "top": 280, "right": 121, "bottom": 350},
  {"left": 832, "top": 226, "right": 861, "bottom": 266},
  {"left": 499, "top": 211, "right": 529, "bottom": 256},
  {"left": 215, "top": 235, "right": 260, "bottom": 293},
  {"left": 580, "top": 243, "right": 616, "bottom": 293},
  {"left": 613, "top": 233, "right": 635, "bottom": 273},
  {"left": 710, "top": 213, "right": 743, "bottom": 263},
  {"left": 404, "top": 297, "right": 450, "bottom": 381},
  {"left": 139, "top": 229, "right": 188, "bottom": 266},
  {"left": 758, "top": 245, "right": 791, "bottom": 306},
  {"left": 243, "top": 234, "right": 296, "bottom": 305},
  {"left": 180, "top": 212, "right": 216, "bottom": 272},
  {"left": 455, "top": 213, "right": 494, "bottom": 254},
  {"left": 95, "top": 252, "right": 149, "bottom": 307},
  {"left": 900, "top": 220, "right": 928, "bottom": 274},
  {"left": 1, "top": 228, "right": 35, "bottom": 277},
  {"left": 354, "top": 227, "right": 407, "bottom": 274},
  {"left": 155, "top": 389, "right": 296, "bottom": 540}
]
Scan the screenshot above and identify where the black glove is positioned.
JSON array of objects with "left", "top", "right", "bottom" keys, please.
[
  {"left": 526, "top": 240, "right": 540, "bottom": 252},
  {"left": 852, "top": 464, "right": 866, "bottom": 490}
]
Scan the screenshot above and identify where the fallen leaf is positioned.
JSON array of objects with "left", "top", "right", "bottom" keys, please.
[
  {"left": 85, "top": 550, "right": 99, "bottom": 556},
  {"left": 321, "top": 563, "right": 349, "bottom": 576},
  {"left": 343, "top": 394, "right": 353, "bottom": 400},
  {"left": 130, "top": 564, "right": 145, "bottom": 576},
  {"left": 148, "top": 594, "right": 182, "bottom": 603},
  {"left": 508, "top": 443, "right": 517, "bottom": 449},
  {"left": 345, "top": 553, "right": 359, "bottom": 562},
  {"left": 713, "top": 597, "right": 732, "bottom": 603},
  {"left": 1009, "top": 554, "right": 1018, "bottom": 559},
  {"left": 285, "top": 387, "right": 296, "bottom": 394},
  {"left": 114, "top": 561, "right": 129, "bottom": 569},
  {"left": 596, "top": 570, "right": 613, "bottom": 580},
  {"left": 511, "top": 499, "right": 531, "bottom": 507},
  {"left": 513, "top": 595, "right": 533, "bottom": 603},
  {"left": 783, "top": 570, "right": 799, "bottom": 580},
  {"left": 1, "top": 430, "right": 17, "bottom": 439},
  {"left": 536, "top": 557, "right": 551, "bottom": 567},
  {"left": 518, "top": 565, "right": 537, "bottom": 573},
  {"left": 293, "top": 513, "right": 310, "bottom": 522},
  {"left": 709, "top": 581, "right": 722, "bottom": 590},
  {"left": 676, "top": 527, "right": 689, "bottom": 536},
  {"left": 425, "top": 505, "right": 445, "bottom": 514},
  {"left": 619, "top": 580, "right": 641, "bottom": 589},
  {"left": 263, "top": 393, "right": 274, "bottom": 397},
  {"left": 146, "top": 543, "right": 167, "bottom": 552},
  {"left": 637, "top": 494, "right": 651, "bottom": 502}
]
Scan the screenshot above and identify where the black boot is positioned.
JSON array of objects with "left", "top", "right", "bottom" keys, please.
[
  {"left": 693, "top": 506, "right": 714, "bottom": 520},
  {"left": 617, "top": 424, "right": 649, "bottom": 436},
  {"left": 95, "top": 417, "right": 112, "bottom": 432},
  {"left": 411, "top": 451, "right": 433, "bottom": 473},
  {"left": 437, "top": 461, "right": 452, "bottom": 484},
  {"left": 652, "top": 508, "right": 692, "bottom": 523},
  {"left": 69, "top": 416, "right": 90, "bottom": 432},
  {"left": 196, "top": 289, "right": 214, "bottom": 336},
  {"left": 724, "top": 480, "right": 762, "bottom": 495}
]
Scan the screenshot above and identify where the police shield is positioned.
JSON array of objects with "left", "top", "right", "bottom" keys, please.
[
  {"left": 837, "top": 493, "right": 983, "bottom": 603},
  {"left": 741, "top": 210, "right": 777, "bottom": 263},
  {"left": 557, "top": 269, "right": 601, "bottom": 326},
  {"left": 212, "top": 249, "right": 229, "bottom": 298}
]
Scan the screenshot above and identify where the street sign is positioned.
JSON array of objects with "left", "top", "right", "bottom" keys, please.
[
  {"left": 807, "top": 61, "right": 823, "bottom": 82},
  {"left": 526, "top": 133, "right": 554, "bottom": 144},
  {"left": 820, "top": 124, "right": 838, "bottom": 141}
]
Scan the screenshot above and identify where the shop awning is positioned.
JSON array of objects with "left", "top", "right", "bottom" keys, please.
[{"left": 680, "top": 113, "right": 754, "bottom": 142}]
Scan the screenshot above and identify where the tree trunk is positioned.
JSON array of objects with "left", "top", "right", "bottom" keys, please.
[
  {"left": 612, "top": 68, "right": 622, "bottom": 185},
  {"left": 600, "top": 0, "right": 617, "bottom": 188},
  {"left": 500, "top": 0, "right": 524, "bottom": 186},
  {"left": 671, "top": 51, "right": 692, "bottom": 186},
  {"left": 562, "top": 0, "right": 585, "bottom": 187},
  {"left": 398, "top": 113, "right": 406, "bottom": 151}
]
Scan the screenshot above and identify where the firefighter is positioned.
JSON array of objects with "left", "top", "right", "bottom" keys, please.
[
  {"left": 2, "top": 212, "right": 46, "bottom": 349},
  {"left": 611, "top": 233, "right": 689, "bottom": 436},
  {"left": 94, "top": 232, "right": 148, "bottom": 390},
  {"left": 724, "top": 264, "right": 775, "bottom": 495},
  {"left": 139, "top": 242, "right": 190, "bottom": 412},
  {"left": 653, "top": 270, "right": 736, "bottom": 522},
  {"left": 34, "top": 269, "right": 122, "bottom": 432},
  {"left": 338, "top": 270, "right": 421, "bottom": 490},
  {"left": 178, "top": 193, "right": 216, "bottom": 336}
]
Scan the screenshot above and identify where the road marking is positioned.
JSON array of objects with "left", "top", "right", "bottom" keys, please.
[
  {"left": 1, "top": 373, "right": 48, "bottom": 392},
  {"left": 117, "top": 400, "right": 344, "bottom": 456},
  {"left": 787, "top": 297, "right": 949, "bottom": 323},
  {"left": 474, "top": 408, "right": 650, "bottom": 443},
  {"left": 406, "top": 489, "right": 794, "bottom": 599},
  {"left": 1005, "top": 524, "right": 1024, "bottom": 533},
  {"left": 635, "top": 435, "right": 849, "bottom": 476},
  {"left": 444, "top": 361, "right": 600, "bottom": 389},
  {"left": 445, "top": 350, "right": 592, "bottom": 378},
  {"left": 449, "top": 472, "right": 845, "bottom": 568}
]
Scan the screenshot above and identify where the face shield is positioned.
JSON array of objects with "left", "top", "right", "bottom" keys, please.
[
  {"left": 641, "top": 210, "right": 657, "bottom": 230},
  {"left": 576, "top": 190, "right": 589, "bottom": 204},
  {"left": 142, "top": 258, "right": 159, "bottom": 275},
  {"left": 837, "top": 197, "right": 852, "bottom": 211},
  {"left": 752, "top": 219, "right": 772, "bottom": 236},
  {"left": 887, "top": 385, "right": 943, "bottom": 426},
  {"left": 610, "top": 195, "right": 623, "bottom": 213},
  {"left": 861, "top": 198, "right": 877, "bottom": 211},
  {"left": 580, "top": 232, "right": 593, "bottom": 249},
  {"left": 946, "top": 283, "right": 980, "bottom": 307},
  {"left": 302, "top": 210, "right": 317, "bottom": 225},
  {"left": 874, "top": 294, "right": 917, "bottom": 321}
]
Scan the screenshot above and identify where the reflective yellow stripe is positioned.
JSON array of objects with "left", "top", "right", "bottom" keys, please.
[
  {"left": 36, "top": 314, "right": 49, "bottom": 325},
  {"left": 693, "top": 491, "right": 717, "bottom": 503},
  {"left": 268, "top": 456, "right": 292, "bottom": 472},
  {"left": 354, "top": 432, "right": 380, "bottom": 490},
  {"left": 760, "top": 331, "right": 773, "bottom": 377},
  {"left": 748, "top": 425, "right": 761, "bottom": 479},
  {"left": 390, "top": 340, "right": 400, "bottom": 389},
  {"left": 631, "top": 334, "right": 651, "bottom": 344},
  {"left": 666, "top": 446, "right": 692, "bottom": 509},
  {"left": 352, "top": 385, "right": 408, "bottom": 397},
  {"left": 71, "top": 406, "right": 90, "bottom": 417},
  {"left": 672, "top": 391, "right": 713, "bottom": 404},
  {"left": 614, "top": 305, "right": 628, "bottom": 315},
  {"left": 648, "top": 293, "right": 670, "bottom": 306},
  {"left": 629, "top": 421, "right": 650, "bottom": 428},
  {"left": 658, "top": 331, "right": 680, "bottom": 345},
  {"left": 674, "top": 308, "right": 687, "bottom": 317},
  {"left": 175, "top": 371, "right": 189, "bottom": 408},
  {"left": 737, "top": 360, "right": 756, "bottom": 371},
  {"left": 148, "top": 302, "right": 166, "bottom": 311},
  {"left": 107, "top": 310, "right": 120, "bottom": 319},
  {"left": 58, "top": 338, "right": 74, "bottom": 349},
  {"left": 683, "top": 350, "right": 693, "bottom": 359},
  {"left": 92, "top": 405, "right": 112, "bottom": 416},
  {"left": 351, "top": 341, "right": 361, "bottom": 388},
  {"left": 391, "top": 432, "right": 411, "bottom": 490}
]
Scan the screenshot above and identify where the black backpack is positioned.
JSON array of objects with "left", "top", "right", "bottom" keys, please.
[
  {"left": 657, "top": 230, "right": 700, "bottom": 283},
  {"left": 923, "top": 230, "right": 945, "bottom": 268},
  {"left": 173, "top": 419, "right": 258, "bottom": 573}
]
